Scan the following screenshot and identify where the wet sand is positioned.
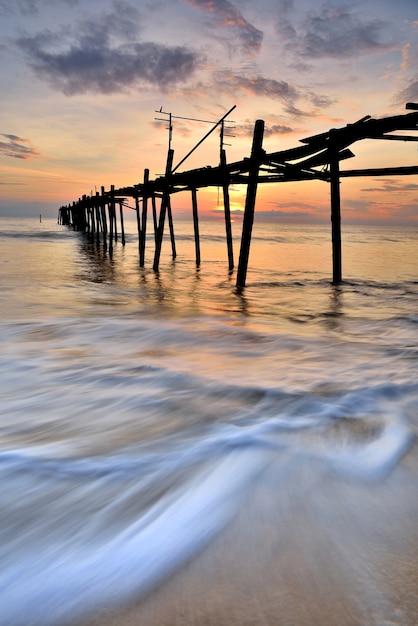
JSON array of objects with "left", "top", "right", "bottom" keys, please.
[{"left": 82, "top": 447, "right": 418, "bottom": 626}]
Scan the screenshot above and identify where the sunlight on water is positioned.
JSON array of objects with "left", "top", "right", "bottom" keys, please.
[{"left": 0, "top": 216, "right": 418, "bottom": 625}]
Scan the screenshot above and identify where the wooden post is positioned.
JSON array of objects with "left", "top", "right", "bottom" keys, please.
[
  {"left": 109, "top": 185, "right": 115, "bottom": 252},
  {"left": 167, "top": 196, "right": 176, "bottom": 259},
  {"left": 119, "top": 201, "right": 126, "bottom": 245},
  {"left": 191, "top": 187, "right": 200, "bottom": 266},
  {"left": 90, "top": 202, "right": 96, "bottom": 240},
  {"left": 236, "top": 120, "right": 264, "bottom": 288},
  {"left": 82, "top": 195, "right": 88, "bottom": 233},
  {"left": 101, "top": 186, "right": 107, "bottom": 249},
  {"left": 71, "top": 202, "right": 76, "bottom": 230},
  {"left": 135, "top": 193, "right": 141, "bottom": 257},
  {"left": 113, "top": 191, "right": 118, "bottom": 242},
  {"left": 140, "top": 169, "right": 149, "bottom": 267},
  {"left": 329, "top": 135, "right": 342, "bottom": 284},
  {"left": 153, "top": 149, "right": 174, "bottom": 271},
  {"left": 95, "top": 192, "right": 102, "bottom": 241},
  {"left": 220, "top": 149, "right": 234, "bottom": 271},
  {"left": 151, "top": 194, "right": 158, "bottom": 243}
]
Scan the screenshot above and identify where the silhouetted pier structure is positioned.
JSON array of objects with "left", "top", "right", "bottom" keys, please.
[{"left": 58, "top": 104, "right": 418, "bottom": 286}]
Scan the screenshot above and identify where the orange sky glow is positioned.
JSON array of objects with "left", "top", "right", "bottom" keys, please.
[{"left": 1, "top": 0, "right": 418, "bottom": 225}]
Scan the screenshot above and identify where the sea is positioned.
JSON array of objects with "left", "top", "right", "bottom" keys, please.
[{"left": 1, "top": 215, "right": 418, "bottom": 626}]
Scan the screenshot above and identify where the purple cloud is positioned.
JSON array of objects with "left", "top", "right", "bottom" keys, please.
[{"left": 0, "top": 134, "right": 41, "bottom": 160}]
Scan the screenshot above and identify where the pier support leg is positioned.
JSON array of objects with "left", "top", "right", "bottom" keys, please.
[
  {"left": 329, "top": 147, "right": 342, "bottom": 284},
  {"left": 95, "top": 193, "right": 102, "bottom": 243},
  {"left": 135, "top": 193, "right": 141, "bottom": 258},
  {"left": 101, "top": 187, "right": 107, "bottom": 250},
  {"left": 119, "top": 202, "right": 125, "bottom": 246},
  {"left": 191, "top": 188, "right": 201, "bottom": 267},
  {"left": 109, "top": 186, "right": 115, "bottom": 252},
  {"left": 221, "top": 149, "right": 234, "bottom": 271},
  {"left": 140, "top": 169, "right": 149, "bottom": 267},
  {"left": 153, "top": 149, "right": 174, "bottom": 271},
  {"left": 151, "top": 195, "right": 157, "bottom": 244},
  {"left": 90, "top": 204, "right": 95, "bottom": 241},
  {"left": 236, "top": 120, "right": 265, "bottom": 288},
  {"left": 167, "top": 197, "right": 176, "bottom": 259},
  {"left": 113, "top": 191, "right": 118, "bottom": 242}
]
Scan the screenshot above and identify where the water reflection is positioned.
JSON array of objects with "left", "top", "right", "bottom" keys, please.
[
  {"left": 321, "top": 284, "right": 344, "bottom": 331},
  {"left": 77, "top": 239, "right": 116, "bottom": 284}
]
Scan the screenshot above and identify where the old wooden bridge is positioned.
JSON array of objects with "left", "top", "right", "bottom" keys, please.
[{"left": 58, "top": 103, "right": 418, "bottom": 287}]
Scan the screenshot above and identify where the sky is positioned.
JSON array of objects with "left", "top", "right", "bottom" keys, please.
[{"left": 1, "top": 0, "right": 418, "bottom": 224}]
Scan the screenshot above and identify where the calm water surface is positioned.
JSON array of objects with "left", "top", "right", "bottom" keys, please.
[{"left": 1, "top": 216, "right": 417, "bottom": 625}]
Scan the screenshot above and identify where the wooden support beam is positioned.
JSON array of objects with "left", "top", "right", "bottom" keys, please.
[
  {"left": 236, "top": 120, "right": 264, "bottom": 288},
  {"left": 167, "top": 195, "right": 176, "bottom": 259},
  {"left": 153, "top": 149, "right": 174, "bottom": 271},
  {"left": 191, "top": 187, "right": 200, "bottom": 267},
  {"left": 140, "top": 169, "right": 149, "bottom": 267},
  {"left": 119, "top": 201, "right": 126, "bottom": 246},
  {"left": 151, "top": 194, "right": 158, "bottom": 244},
  {"left": 329, "top": 136, "right": 342, "bottom": 284},
  {"left": 109, "top": 185, "right": 115, "bottom": 252},
  {"left": 339, "top": 165, "right": 418, "bottom": 177},
  {"left": 135, "top": 193, "right": 141, "bottom": 259},
  {"left": 101, "top": 186, "right": 107, "bottom": 250},
  {"left": 113, "top": 191, "right": 118, "bottom": 243},
  {"left": 220, "top": 149, "right": 234, "bottom": 271},
  {"left": 90, "top": 203, "right": 95, "bottom": 240},
  {"left": 95, "top": 192, "right": 101, "bottom": 242}
]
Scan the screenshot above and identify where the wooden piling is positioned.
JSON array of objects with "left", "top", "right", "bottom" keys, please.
[
  {"left": 191, "top": 188, "right": 200, "bottom": 266},
  {"left": 236, "top": 120, "right": 265, "bottom": 288},
  {"left": 113, "top": 191, "right": 118, "bottom": 243},
  {"left": 151, "top": 194, "right": 158, "bottom": 243},
  {"left": 140, "top": 169, "right": 149, "bottom": 267},
  {"left": 220, "top": 149, "right": 234, "bottom": 271},
  {"left": 101, "top": 187, "right": 108, "bottom": 249},
  {"left": 95, "top": 192, "right": 102, "bottom": 242},
  {"left": 167, "top": 196, "right": 176, "bottom": 259},
  {"left": 90, "top": 203, "right": 96, "bottom": 240},
  {"left": 329, "top": 135, "right": 342, "bottom": 284},
  {"left": 119, "top": 201, "right": 126, "bottom": 246},
  {"left": 109, "top": 186, "right": 115, "bottom": 251},
  {"left": 153, "top": 149, "right": 174, "bottom": 271},
  {"left": 82, "top": 196, "right": 88, "bottom": 233},
  {"left": 135, "top": 193, "right": 141, "bottom": 257}
]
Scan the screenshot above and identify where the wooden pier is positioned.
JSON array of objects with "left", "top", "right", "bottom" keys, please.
[{"left": 59, "top": 104, "right": 418, "bottom": 286}]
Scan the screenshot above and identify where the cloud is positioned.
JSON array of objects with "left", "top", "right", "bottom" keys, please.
[
  {"left": 0, "top": 0, "right": 39, "bottom": 16},
  {"left": 343, "top": 197, "right": 418, "bottom": 224},
  {"left": 213, "top": 73, "right": 301, "bottom": 112},
  {"left": 361, "top": 179, "right": 418, "bottom": 192},
  {"left": 211, "top": 72, "right": 332, "bottom": 116},
  {"left": 0, "top": 134, "right": 41, "bottom": 160},
  {"left": 277, "top": 3, "right": 391, "bottom": 59},
  {"left": 183, "top": 0, "right": 263, "bottom": 54},
  {"left": 0, "top": 0, "right": 80, "bottom": 16},
  {"left": 16, "top": 2, "right": 201, "bottom": 95},
  {"left": 236, "top": 120, "right": 294, "bottom": 137},
  {"left": 256, "top": 205, "right": 328, "bottom": 223},
  {"left": 395, "top": 77, "right": 418, "bottom": 104}
]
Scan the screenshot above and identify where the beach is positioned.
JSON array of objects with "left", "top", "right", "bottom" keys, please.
[
  {"left": 82, "top": 446, "right": 418, "bottom": 626},
  {"left": 1, "top": 216, "right": 417, "bottom": 625}
]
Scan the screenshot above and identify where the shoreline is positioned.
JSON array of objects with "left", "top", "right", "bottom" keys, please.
[{"left": 81, "top": 450, "right": 418, "bottom": 626}]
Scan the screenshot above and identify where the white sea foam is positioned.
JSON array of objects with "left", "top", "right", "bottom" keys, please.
[
  {"left": 0, "top": 445, "right": 270, "bottom": 625},
  {"left": 1, "top": 218, "right": 417, "bottom": 624}
]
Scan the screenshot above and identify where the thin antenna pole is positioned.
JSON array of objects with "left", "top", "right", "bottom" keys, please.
[
  {"left": 168, "top": 113, "right": 172, "bottom": 152},
  {"left": 172, "top": 105, "right": 236, "bottom": 174}
]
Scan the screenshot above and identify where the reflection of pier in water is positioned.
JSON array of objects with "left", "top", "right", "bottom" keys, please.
[{"left": 58, "top": 103, "right": 418, "bottom": 287}]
